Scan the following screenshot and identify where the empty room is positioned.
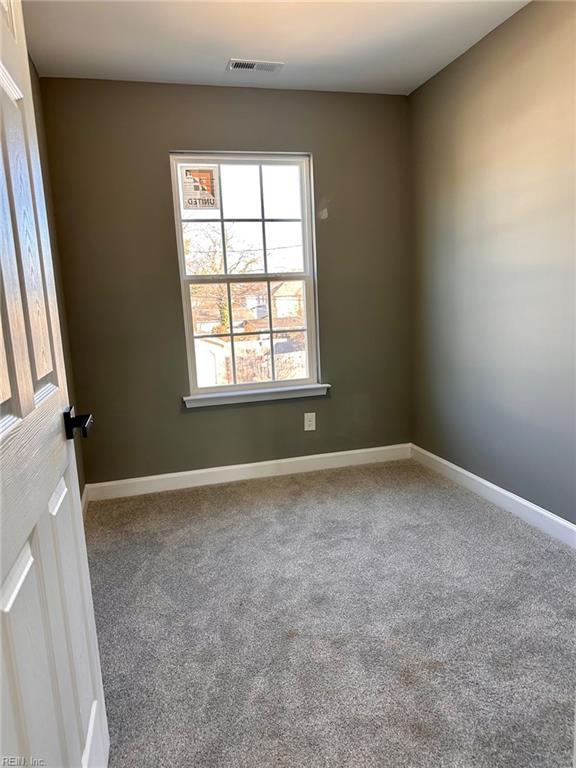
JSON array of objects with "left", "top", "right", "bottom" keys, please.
[{"left": 1, "top": 0, "right": 575, "bottom": 766}]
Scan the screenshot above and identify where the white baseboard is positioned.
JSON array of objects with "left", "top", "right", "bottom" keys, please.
[
  {"left": 411, "top": 445, "right": 576, "bottom": 549},
  {"left": 84, "top": 443, "right": 412, "bottom": 504},
  {"left": 82, "top": 441, "right": 575, "bottom": 549}
]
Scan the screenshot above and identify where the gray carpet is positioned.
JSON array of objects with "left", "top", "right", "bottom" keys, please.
[{"left": 85, "top": 459, "right": 576, "bottom": 768}]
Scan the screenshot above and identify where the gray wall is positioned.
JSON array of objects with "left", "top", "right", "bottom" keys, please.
[
  {"left": 38, "top": 1, "right": 575, "bottom": 525},
  {"left": 411, "top": 1, "right": 575, "bottom": 523},
  {"left": 30, "top": 60, "right": 86, "bottom": 490},
  {"left": 39, "top": 80, "right": 412, "bottom": 483}
]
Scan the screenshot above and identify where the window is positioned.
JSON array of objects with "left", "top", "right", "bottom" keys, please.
[{"left": 170, "top": 153, "right": 329, "bottom": 407}]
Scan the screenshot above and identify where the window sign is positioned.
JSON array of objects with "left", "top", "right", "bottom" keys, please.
[{"left": 180, "top": 165, "right": 220, "bottom": 210}]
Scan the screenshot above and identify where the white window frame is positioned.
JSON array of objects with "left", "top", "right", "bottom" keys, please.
[{"left": 170, "top": 151, "right": 329, "bottom": 407}]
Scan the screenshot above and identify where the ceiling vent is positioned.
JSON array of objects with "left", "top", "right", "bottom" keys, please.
[{"left": 226, "top": 58, "right": 284, "bottom": 74}]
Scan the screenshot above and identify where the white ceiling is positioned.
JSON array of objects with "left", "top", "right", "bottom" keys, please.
[{"left": 24, "top": 0, "right": 529, "bottom": 96}]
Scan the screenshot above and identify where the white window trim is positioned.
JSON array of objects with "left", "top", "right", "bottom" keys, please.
[
  {"left": 170, "top": 151, "right": 329, "bottom": 407},
  {"left": 183, "top": 383, "right": 330, "bottom": 409}
]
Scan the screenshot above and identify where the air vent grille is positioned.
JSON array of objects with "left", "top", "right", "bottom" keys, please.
[{"left": 227, "top": 59, "right": 284, "bottom": 73}]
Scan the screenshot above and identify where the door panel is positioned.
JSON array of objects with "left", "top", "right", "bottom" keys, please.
[
  {"left": 48, "top": 475, "right": 96, "bottom": 739},
  {"left": 0, "top": 314, "right": 11, "bottom": 403},
  {"left": 0, "top": 1, "right": 109, "bottom": 765},
  {"left": 35, "top": 502, "right": 84, "bottom": 766},
  {"left": 1, "top": 541, "right": 65, "bottom": 766},
  {"left": 0, "top": 139, "right": 34, "bottom": 423},
  {"left": 1, "top": 651, "right": 22, "bottom": 757},
  {"left": 2, "top": 89, "right": 54, "bottom": 384}
]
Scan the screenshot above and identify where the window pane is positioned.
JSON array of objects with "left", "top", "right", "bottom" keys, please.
[
  {"left": 230, "top": 282, "right": 270, "bottom": 334},
  {"left": 224, "top": 222, "right": 264, "bottom": 274},
  {"left": 220, "top": 164, "right": 261, "bottom": 219},
  {"left": 265, "top": 222, "right": 304, "bottom": 272},
  {"left": 262, "top": 164, "right": 301, "bottom": 219},
  {"left": 234, "top": 334, "right": 272, "bottom": 384},
  {"left": 273, "top": 332, "right": 308, "bottom": 381},
  {"left": 183, "top": 222, "right": 224, "bottom": 275},
  {"left": 270, "top": 280, "right": 306, "bottom": 329},
  {"left": 195, "top": 336, "right": 233, "bottom": 387},
  {"left": 190, "top": 283, "right": 230, "bottom": 335}
]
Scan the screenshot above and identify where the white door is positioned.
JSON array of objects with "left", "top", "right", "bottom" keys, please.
[{"left": 0, "top": 1, "right": 110, "bottom": 766}]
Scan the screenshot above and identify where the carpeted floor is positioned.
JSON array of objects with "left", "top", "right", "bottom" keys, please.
[{"left": 85, "top": 459, "right": 576, "bottom": 768}]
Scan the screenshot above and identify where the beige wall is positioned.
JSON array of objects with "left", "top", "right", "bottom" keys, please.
[
  {"left": 411, "top": 1, "right": 575, "bottom": 522},
  {"left": 39, "top": 81, "right": 412, "bottom": 483}
]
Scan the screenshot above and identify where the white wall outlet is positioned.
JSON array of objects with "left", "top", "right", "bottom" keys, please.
[{"left": 304, "top": 412, "right": 316, "bottom": 432}]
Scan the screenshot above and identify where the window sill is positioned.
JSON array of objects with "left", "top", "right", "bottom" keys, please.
[{"left": 183, "top": 383, "right": 331, "bottom": 409}]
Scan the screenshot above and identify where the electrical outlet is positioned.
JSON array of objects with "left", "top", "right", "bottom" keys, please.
[{"left": 304, "top": 412, "right": 316, "bottom": 432}]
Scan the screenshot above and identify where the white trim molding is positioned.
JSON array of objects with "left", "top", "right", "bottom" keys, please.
[
  {"left": 411, "top": 445, "right": 576, "bottom": 549},
  {"left": 83, "top": 443, "right": 411, "bottom": 503},
  {"left": 81, "top": 441, "right": 575, "bottom": 550},
  {"left": 184, "top": 382, "right": 330, "bottom": 408},
  {"left": 170, "top": 152, "right": 324, "bottom": 403}
]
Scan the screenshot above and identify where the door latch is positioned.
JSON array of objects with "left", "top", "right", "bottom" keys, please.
[{"left": 63, "top": 406, "right": 93, "bottom": 439}]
